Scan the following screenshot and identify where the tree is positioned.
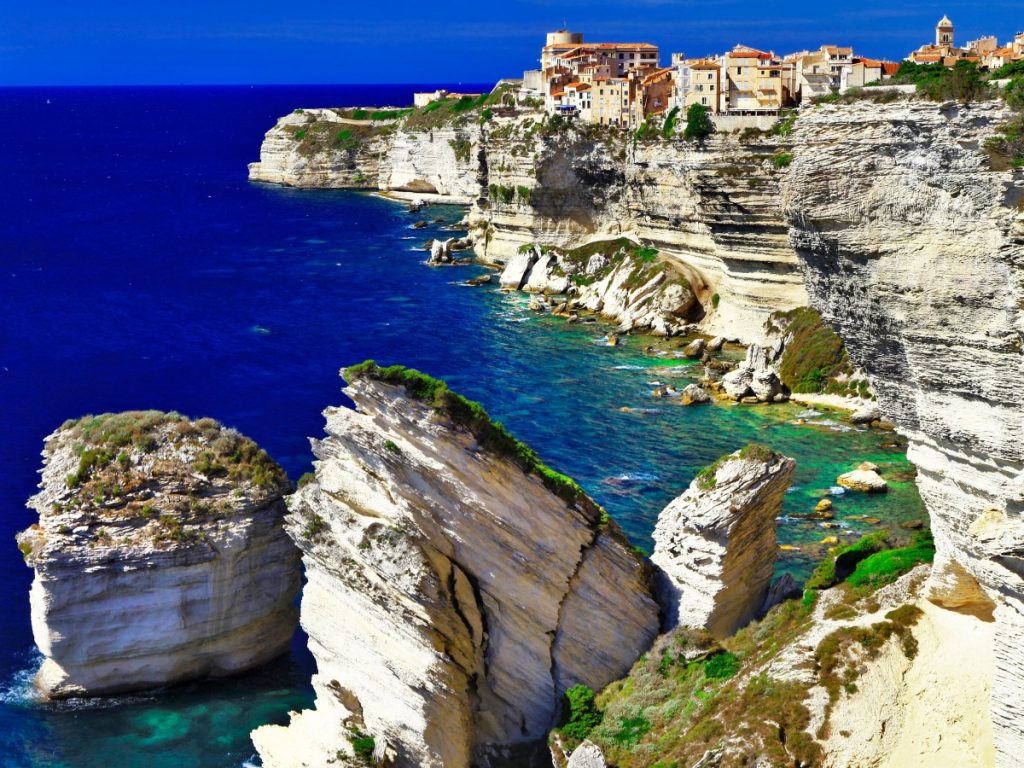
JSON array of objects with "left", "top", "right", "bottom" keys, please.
[{"left": 684, "top": 104, "right": 714, "bottom": 142}]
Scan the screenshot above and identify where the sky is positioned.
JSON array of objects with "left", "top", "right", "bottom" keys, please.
[{"left": 2, "top": 1, "right": 1024, "bottom": 86}]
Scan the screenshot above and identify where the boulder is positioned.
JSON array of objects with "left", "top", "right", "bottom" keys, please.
[
  {"left": 683, "top": 338, "right": 706, "bottom": 359},
  {"left": 429, "top": 237, "right": 454, "bottom": 264},
  {"left": 499, "top": 248, "right": 539, "bottom": 290},
  {"left": 720, "top": 344, "right": 786, "bottom": 403},
  {"left": 651, "top": 445, "right": 796, "bottom": 637},
  {"left": 849, "top": 403, "right": 880, "bottom": 424},
  {"left": 568, "top": 741, "right": 607, "bottom": 768},
  {"left": 707, "top": 336, "right": 726, "bottom": 353},
  {"left": 680, "top": 384, "right": 711, "bottom": 405},
  {"left": 837, "top": 462, "right": 888, "bottom": 493}
]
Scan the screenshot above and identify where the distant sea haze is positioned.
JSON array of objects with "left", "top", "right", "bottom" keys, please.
[{"left": 0, "top": 85, "right": 923, "bottom": 767}]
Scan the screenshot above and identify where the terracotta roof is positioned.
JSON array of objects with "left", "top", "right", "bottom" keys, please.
[
  {"left": 729, "top": 51, "right": 772, "bottom": 59},
  {"left": 822, "top": 45, "right": 853, "bottom": 55},
  {"left": 565, "top": 82, "right": 591, "bottom": 91},
  {"left": 882, "top": 62, "right": 901, "bottom": 75},
  {"left": 992, "top": 47, "right": 1015, "bottom": 56},
  {"left": 914, "top": 54, "right": 943, "bottom": 62},
  {"left": 854, "top": 57, "right": 882, "bottom": 67}
]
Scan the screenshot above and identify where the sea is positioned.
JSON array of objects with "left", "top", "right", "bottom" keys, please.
[{"left": 0, "top": 85, "right": 925, "bottom": 767}]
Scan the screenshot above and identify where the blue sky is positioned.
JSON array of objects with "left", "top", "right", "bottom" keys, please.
[{"left": 2, "top": 1, "right": 1023, "bottom": 85}]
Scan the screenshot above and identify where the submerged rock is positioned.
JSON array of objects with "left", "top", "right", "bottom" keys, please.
[
  {"left": 16, "top": 412, "right": 299, "bottom": 698},
  {"left": 252, "top": 363, "right": 659, "bottom": 768},
  {"left": 651, "top": 444, "right": 796, "bottom": 637},
  {"left": 680, "top": 383, "right": 710, "bottom": 405}
]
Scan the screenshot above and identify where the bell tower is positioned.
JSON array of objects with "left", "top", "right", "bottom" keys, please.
[{"left": 936, "top": 15, "right": 954, "bottom": 47}]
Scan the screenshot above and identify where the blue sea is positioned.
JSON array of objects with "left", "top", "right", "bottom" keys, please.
[{"left": 0, "top": 85, "right": 924, "bottom": 767}]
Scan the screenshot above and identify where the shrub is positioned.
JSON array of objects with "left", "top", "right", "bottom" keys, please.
[
  {"left": 769, "top": 306, "right": 850, "bottom": 393},
  {"left": 770, "top": 110, "right": 797, "bottom": 136},
  {"left": 892, "top": 60, "right": 990, "bottom": 102},
  {"left": 516, "top": 185, "right": 532, "bottom": 204},
  {"left": 703, "top": 651, "right": 740, "bottom": 680},
  {"left": 351, "top": 108, "right": 369, "bottom": 120},
  {"left": 609, "top": 713, "right": 650, "bottom": 746},
  {"left": 448, "top": 137, "right": 472, "bottom": 162},
  {"left": 662, "top": 106, "right": 680, "bottom": 137},
  {"left": 384, "top": 439, "right": 401, "bottom": 454},
  {"left": 683, "top": 104, "right": 714, "bottom": 142},
  {"left": 846, "top": 530, "right": 935, "bottom": 589},
  {"left": 297, "top": 472, "right": 316, "bottom": 488},
  {"left": 303, "top": 513, "right": 328, "bottom": 539},
  {"left": 772, "top": 151, "right": 793, "bottom": 168},
  {"left": 805, "top": 530, "right": 890, "bottom": 591},
  {"left": 560, "top": 684, "right": 603, "bottom": 742},
  {"left": 711, "top": 293, "right": 720, "bottom": 308}
]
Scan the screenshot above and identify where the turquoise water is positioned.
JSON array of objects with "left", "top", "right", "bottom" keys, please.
[{"left": 0, "top": 86, "right": 924, "bottom": 766}]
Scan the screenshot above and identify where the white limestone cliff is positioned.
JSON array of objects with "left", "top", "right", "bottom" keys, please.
[
  {"left": 16, "top": 411, "right": 299, "bottom": 698},
  {"left": 252, "top": 364, "right": 660, "bottom": 768},
  {"left": 782, "top": 98, "right": 1024, "bottom": 767},
  {"left": 651, "top": 445, "right": 796, "bottom": 638}
]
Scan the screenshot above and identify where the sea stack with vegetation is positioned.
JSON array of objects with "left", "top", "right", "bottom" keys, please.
[
  {"left": 17, "top": 411, "right": 299, "bottom": 698},
  {"left": 651, "top": 444, "right": 796, "bottom": 637},
  {"left": 252, "top": 363, "right": 661, "bottom": 768}
]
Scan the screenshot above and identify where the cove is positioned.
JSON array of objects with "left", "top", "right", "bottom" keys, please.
[{"left": 0, "top": 86, "right": 923, "bottom": 767}]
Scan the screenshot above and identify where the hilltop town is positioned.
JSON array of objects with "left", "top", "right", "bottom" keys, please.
[{"left": 415, "top": 16, "right": 1024, "bottom": 129}]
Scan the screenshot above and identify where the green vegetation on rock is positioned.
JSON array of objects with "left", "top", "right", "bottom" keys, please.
[
  {"left": 768, "top": 306, "right": 852, "bottom": 394},
  {"left": 694, "top": 443, "right": 777, "bottom": 491},
  {"left": 683, "top": 104, "right": 713, "bottom": 142},
  {"left": 890, "top": 60, "right": 990, "bottom": 102},
  {"left": 342, "top": 361, "right": 603, "bottom": 522},
  {"left": 805, "top": 529, "right": 934, "bottom": 593}
]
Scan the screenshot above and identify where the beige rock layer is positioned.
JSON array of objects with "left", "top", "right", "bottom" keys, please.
[
  {"left": 17, "top": 412, "right": 299, "bottom": 698},
  {"left": 783, "top": 98, "right": 1024, "bottom": 767},
  {"left": 253, "top": 368, "right": 659, "bottom": 768},
  {"left": 651, "top": 446, "right": 796, "bottom": 637}
]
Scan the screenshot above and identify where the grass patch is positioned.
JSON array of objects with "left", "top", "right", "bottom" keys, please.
[
  {"left": 768, "top": 306, "right": 851, "bottom": 394},
  {"left": 772, "top": 151, "right": 793, "bottom": 168},
  {"left": 695, "top": 443, "right": 777, "bottom": 490},
  {"left": 846, "top": 530, "right": 935, "bottom": 589}
]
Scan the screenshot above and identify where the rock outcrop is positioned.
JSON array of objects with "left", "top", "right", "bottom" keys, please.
[
  {"left": 783, "top": 98, "right": 1024, "bottom": 767},
  {"left": 720, "top": 341, "right": 787, "bottom": 403},
  {"left": 16, "top": 411, "right": 299, "bottom": 698},
  {"left": 252, "top": 363, "right": 660, "bottom": 768},
  {"left": 651, "top": 445, "right": 796, "bottom": 637},
  {"left": 837, "top": 462, "right": 888, "bottom": 493},
  {"left": 250, "top": 102, "right": 809, "bottom": 341}
]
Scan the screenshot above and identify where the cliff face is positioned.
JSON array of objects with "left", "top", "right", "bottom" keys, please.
[
  {"left": 783, "top": 99, "right": 1024, "bottom": 767},
  {"left": 249, "top": 109, "right": 807, "bottom": 341},
  {"left": 247, "top": 109, "right": 391, "bottom": 188},
  {"left": 470, "top": 125, "right": 807, "bottom": 340},
  {"left": 252, "top": 365, "right": 659, "bottom": 768},
  {"left": 651, "top": 445, "right": 796, "bottom": 637},
  {"left": 16, "top": 411, "right": 299, "bottom": 698}
]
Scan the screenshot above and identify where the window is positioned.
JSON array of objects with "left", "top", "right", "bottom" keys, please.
[
  {"left": 710, "top": 84, "right": 715, "bottom": 90},
  {"left": 701, "top": 97, "right": 707, "bottom": 105}
]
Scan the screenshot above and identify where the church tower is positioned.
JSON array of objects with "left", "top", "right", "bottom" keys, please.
[{"left": 936, "top": 15, "right": 954, "bottom": 47}]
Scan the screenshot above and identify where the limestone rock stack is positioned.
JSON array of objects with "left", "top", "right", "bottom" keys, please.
[
  {"left": 16, "top": 411, "right": 299, "bottom": 698},
  {"left": 651, "top": 445, "right": 796, "bottom": 637},
  {"left": 782, "top": 98, "right": 1024, "bottom": 766},
  {"left": 252, "top": 363, "right": 660, "bottom": 768}
]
